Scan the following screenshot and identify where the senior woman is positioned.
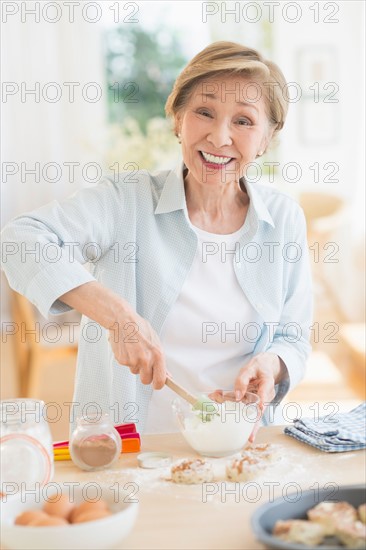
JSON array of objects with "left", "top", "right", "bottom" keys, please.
[{"left": 1, "top": 42, "right": 312, "bottom": 437}]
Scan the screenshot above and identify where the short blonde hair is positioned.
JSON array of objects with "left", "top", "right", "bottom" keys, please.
[{"left": 165, "top": 41, "right": 288, "bottom": 144}]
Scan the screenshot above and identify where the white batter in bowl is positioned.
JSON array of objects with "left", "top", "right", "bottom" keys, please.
[{"left": 172, "top": 391, "right": 260, "bottom": 457}]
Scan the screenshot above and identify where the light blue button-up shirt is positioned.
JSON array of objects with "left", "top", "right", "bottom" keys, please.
[{"left": 1, "top": 160, "right": 313, "bottom": 434}]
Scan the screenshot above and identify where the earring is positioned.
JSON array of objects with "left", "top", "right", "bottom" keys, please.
[
  {"left": 257, "top": 150, "right": 263, "bottom": 156},
  {"left": 177, "top": 133, "right": 181, "bottom": 144}
]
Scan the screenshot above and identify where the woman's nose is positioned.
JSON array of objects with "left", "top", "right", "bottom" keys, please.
[{"left": 206, "top": 120, "right": 233, "bottom": 148}]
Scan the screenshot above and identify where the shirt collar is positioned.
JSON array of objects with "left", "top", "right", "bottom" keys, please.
[
  {"left": 154, "top": 160, "right": 187, "bottom": 214},
  {"left": 154, "top": 159, "right": 275, "bottom": 228}
]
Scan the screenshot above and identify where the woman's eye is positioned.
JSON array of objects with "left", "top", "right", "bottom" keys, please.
[
  {"left": 196, "top": 109, "right": 212, "bottom": 118},
  {"left": 237, "top": 118, "right": 252, "bottom": 126}
]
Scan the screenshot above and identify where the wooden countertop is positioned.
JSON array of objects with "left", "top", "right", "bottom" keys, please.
[{"left": 54, "top": 426, "right": 366, "bottom": 550}]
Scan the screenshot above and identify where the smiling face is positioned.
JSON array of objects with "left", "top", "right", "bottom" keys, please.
[{"left": 176, "top": 74, "right": 273, "bottom": 188}]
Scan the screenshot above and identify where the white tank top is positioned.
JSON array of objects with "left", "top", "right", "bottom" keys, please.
[{"left": 144, "top": 213, "right": 261, "bottom": 433}]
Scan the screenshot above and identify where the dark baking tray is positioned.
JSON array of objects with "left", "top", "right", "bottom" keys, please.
[{"left": 251, "top": 484, "right": 366, "bottom": 549}]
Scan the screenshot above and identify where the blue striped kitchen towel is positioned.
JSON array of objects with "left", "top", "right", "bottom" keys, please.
[{"left": 284, "top": 402, "right": 366, "bottom": 452}]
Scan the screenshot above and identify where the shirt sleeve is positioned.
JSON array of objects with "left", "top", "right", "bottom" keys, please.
[
  {"left": 1, "top": 177, "right": 122, "bottom": 319},
  {"left": 267, "top": 205, "right": 313, "bottom": 403}
]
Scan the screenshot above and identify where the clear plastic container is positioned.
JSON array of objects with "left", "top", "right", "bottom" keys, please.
[
  {"left": 0, "top": 399, "right": 54, "bottom": 493},
  {"left": 69, "top": 413, "right": 121, "bottom": 471}
]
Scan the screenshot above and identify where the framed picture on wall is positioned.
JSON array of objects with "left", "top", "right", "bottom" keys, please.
[{"left": 297, "top": 45, "right": 339, "bottom": 145}]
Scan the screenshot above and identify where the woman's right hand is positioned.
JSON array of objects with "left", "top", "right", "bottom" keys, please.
[
  {"left": 58, "top": 282, "right": 167, "bottom": 390},
  {"left": 107, "top": 305, "right": 167, "bottom": 389}
]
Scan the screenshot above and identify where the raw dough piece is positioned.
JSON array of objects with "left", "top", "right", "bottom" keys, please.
[
  {"left": 243, "top": 443, "right": 281, "bottom": 463},
  {"left": 171, "top": 458, "right": 214, "bottom": 484},
  {"left": 226, "top": 455, "right": 266, "bottom": 482}
]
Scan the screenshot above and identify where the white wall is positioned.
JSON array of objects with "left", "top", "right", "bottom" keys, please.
[
  {"left": 2, "top": 12, "right": 108, "bottom": 226},
  {"left": 273, "top": 1, "right": 364, "bottom": 216},
  {"left": 1, "top": 10, "right": 108, "bottom": 322},
  {"left": 272, "top": 1, "right": 365, "bottom": 320}
]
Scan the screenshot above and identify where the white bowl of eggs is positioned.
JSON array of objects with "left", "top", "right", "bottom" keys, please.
[{"left": 0, "top": 482, "right": 139, "bottom": 549}]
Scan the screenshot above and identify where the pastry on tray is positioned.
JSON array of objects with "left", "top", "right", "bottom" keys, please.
[
  {"left": 272, "top": 519, "right": 327, "bottom": 546},
  {"left": 335, "top": 520, "right": 366, "bottom": 549},
  {"left": 358, "top": 503, "right": 366, "bottom": 524},
  {"left": 272, "top": 500, "right": 366, "bottom": 548},
  {"left": 307, "top": 501, "right": 358, "bottom": 535},
  {"left": 171, "top": 458, "right": 214, "bottom": 484}
]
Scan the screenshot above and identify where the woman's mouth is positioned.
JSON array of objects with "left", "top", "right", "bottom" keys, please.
[{"left": 199, "top": 151, "right": 234, "bottom": 166}]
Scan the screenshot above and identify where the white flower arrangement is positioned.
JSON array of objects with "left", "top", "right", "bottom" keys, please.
[{"left": 105, "top": 117, "right": 181, "bottom": 172}]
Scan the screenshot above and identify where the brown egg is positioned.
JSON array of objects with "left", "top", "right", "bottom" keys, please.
[
  {"left": 72, "top": 509, "right": 112, "bottom": 523},
  {"left": 43, "top": 494, "right": 75, "bottom": 520},
  {"left": 69, "top": 499, "right": 109, "bottom": 523},
  {"left": 15, "top": 510, "right": 49, "bottom": 526},
  {"left": 28, "top": 514, "right": 68, "bottom": 527}
]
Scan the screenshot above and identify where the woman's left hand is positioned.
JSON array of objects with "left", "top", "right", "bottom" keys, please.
[{"left": 234, "top": 352, "right": 286, "bottom": 443}]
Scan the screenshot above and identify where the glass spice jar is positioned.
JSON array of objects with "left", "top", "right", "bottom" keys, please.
[
  {"left": 69, "top": 413, "right": 121, "bottom": 471},
  {"left": 0, "top": 399, "right": 54, "bottom": 492}
]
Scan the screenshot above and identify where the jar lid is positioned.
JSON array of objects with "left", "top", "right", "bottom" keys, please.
[
  {"left": 0, "top": 433, "right": 52, "bottom": 489},
  {"left": 137, "top": 452, "right": 171, "bottom": 469}
]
